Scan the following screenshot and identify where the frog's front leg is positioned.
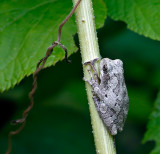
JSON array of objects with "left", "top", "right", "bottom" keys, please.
[
  {"left": 83, "top": 58, "right": 103, "bottom": 100},
  {"left": 84, "top": 58, "right": 100, "bottom": 82}
]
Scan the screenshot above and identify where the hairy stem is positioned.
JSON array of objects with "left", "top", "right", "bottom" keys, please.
[{"left": 72, "top": 0, "right": 116, "bottom": 154}]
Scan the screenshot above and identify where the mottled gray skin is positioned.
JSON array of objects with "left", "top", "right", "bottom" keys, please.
[{"left": 83, "top": 58, "right": 129, "bottom": 135}]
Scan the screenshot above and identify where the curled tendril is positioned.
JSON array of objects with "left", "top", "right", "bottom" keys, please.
[{"left": 6, "top": 0, "right": 82, "bottom": 154}]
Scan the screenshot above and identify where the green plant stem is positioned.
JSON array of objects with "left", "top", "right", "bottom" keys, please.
[{"left": 72, "top": 0, "right": 116, "bottom": 154}]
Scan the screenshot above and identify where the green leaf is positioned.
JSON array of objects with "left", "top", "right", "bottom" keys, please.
[
  {"left": 0, "top": 0, "right": 106, "bottom": 92},
  {"left": 105, "top": 0, "right": 160, "bottom": 41},
  {"left": 143, "top": 92, "right": 160, "bottom": 154}
]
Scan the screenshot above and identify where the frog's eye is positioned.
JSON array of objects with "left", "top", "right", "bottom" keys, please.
[{"left": 103, "top": 65, "right": 108, "bottom": 74}]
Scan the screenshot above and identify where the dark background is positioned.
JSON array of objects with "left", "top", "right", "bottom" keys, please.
[{"left": 0, "top": 18, "right": 159, "bottom": 154}]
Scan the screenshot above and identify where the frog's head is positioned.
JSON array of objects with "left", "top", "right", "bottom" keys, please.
[
  {"left": 113, "top": 59, "right": 123, "bottom": 68},
  {"left": 100, "top": 58, "right": 113, "bottom": 75},
  {"left": 100, "top": 58, "right": 123, "bottom": 77}
]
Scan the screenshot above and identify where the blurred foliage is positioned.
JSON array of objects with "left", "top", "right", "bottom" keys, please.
[
  {"left": 143, "top": 92, "right": 160, "bottom": 154},
  {"left": 0, "top": 18, "right": 159, "bottom": 153},
  {"left": 105, "top": 0, "right": 160, "bottom": 41},
  {"left": 0, "top": 0, "right": 106, "bottom": 92}
]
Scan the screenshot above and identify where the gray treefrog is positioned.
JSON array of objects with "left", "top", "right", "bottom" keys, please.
[{"left": 83, "top": 58, "right": 129, "bottom": 135}]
